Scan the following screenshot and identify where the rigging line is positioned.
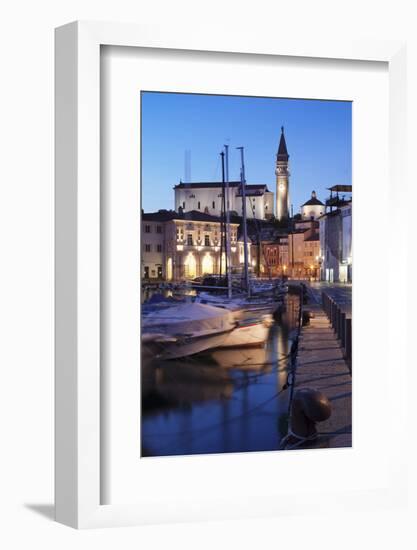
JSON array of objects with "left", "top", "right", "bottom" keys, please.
[
  {"left": 142, "top": 333, "right": 299, "bottom": 451},
  {"left": 226, "top": 356, "right": 289, "bottom": 369},
  {"left": 230, "top": 365, "right": 291, "bottom": 392}
]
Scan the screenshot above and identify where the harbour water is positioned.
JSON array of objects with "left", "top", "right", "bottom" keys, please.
[{"left": 141, "top": 293, "right": 301, "bottom": 457}]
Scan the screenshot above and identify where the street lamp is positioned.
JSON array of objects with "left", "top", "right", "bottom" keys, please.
[{"left": 316, "top": 255, "right": 323, "bottom": 281}]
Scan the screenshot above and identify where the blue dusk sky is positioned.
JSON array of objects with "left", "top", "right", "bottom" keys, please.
[{"left": 141, "top": 91, "right": 351, "bottom": 214}]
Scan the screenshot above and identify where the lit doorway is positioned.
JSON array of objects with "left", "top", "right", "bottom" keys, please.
[
  {"left": 339, "top": 265, "right": 348, "bottom": 283},
  {"left": 202, "top": 253, "right": 214, "bottom": 275},
  {"left": 166, "top": 258, "right": 173, "bottom": 280},
  {"left": 184, "top": 252, "right": 197, "bottom": 278}
]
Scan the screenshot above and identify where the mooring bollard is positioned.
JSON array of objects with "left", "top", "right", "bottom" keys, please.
[
  {"left": 302, "top": 310, "right": 311, "bottom": 326},
  {"left": 281, "top": 388, "right": 332, "bottom": 449}
]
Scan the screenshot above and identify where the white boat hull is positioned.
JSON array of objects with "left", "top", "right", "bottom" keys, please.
[
  {"left": 143, "top": 328, "right": 234, "bottom": 359},
  {"left": 141, "top": 302, "right": 237, "bottom": 359},
  {"left": 195, "top": 293, "right": 281, "bottom": 318},
  {"left": 219, "top": 319, "right": 270, "bottom": 348}
]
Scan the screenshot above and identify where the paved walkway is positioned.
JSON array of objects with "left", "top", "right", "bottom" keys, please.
[
  {"left": 293, "top": 300, "right": 352, "bottom": 449},
  {"left": 308, "top": 281, "right": 352, "bottom": 306}
]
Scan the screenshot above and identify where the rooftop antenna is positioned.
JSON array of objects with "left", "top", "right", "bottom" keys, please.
[{"left": 184, "top": 149, "right": 191, "bottom": 183}]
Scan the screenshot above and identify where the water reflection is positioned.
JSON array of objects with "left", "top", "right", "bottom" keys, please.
[
  {"left": 141, "top": 295, "right": 300, "bottom": 457},
  {"left": 141, "top": 286, "right": 196, "bottom": 304}
]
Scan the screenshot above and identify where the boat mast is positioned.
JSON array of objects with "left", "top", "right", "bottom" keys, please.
[
  {"left": 224, "top": 145, "right": 233, "bottom": 299},
  {"left": 219, "top": 151, "right": 225, "bottom": 280},
  {"left": 237, "top": 146, "right": 250, "bottom": 296}
]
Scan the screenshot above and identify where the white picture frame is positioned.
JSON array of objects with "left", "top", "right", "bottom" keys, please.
[{"left": 55, "top": 21, "right": 408, "bottom": 529}]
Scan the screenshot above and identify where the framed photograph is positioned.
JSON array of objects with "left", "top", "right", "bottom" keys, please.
[{"left": 55, "top": 21, "right": 408, "bottom": 528}]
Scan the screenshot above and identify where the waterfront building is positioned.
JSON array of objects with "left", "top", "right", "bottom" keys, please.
[
  {"left": 262, "top": 236, "right": 289, "bottom": 277},
  {"left": 318, "top": 185, "right": 352, "bottom": 283},
  {"left": 287, "top": 231, "right": 308, "bottom": 278},
  {"left": 255, "top": 193, "right": 321, "bottom": 278},
  {"left": 341, "top": 204, "right": 352, "bottom": 281},
  {"left": 174, "top": 181, "right": 274, "bottom": 220},
  {"left": 142, "top": 216, "right": 166, "bottom": 279},
  {"left": 258, "top": 231, "right": 320, "bottom": 280},
  {"left": 303, "top": 234, "right": 320, "bottom": 280},
  {"left": 143, "top": 129, "right": 350, "bottom": 283},
  {"left": 261, "top": 242, "right": 279, "bottom": 277},
  {"left": 142, "top": 210, "right": 240, "bottom": 281}
]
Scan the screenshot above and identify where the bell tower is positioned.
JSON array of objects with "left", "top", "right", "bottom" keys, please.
[{"left": 275, "top": 126, "right": 290, "bottom": 221}]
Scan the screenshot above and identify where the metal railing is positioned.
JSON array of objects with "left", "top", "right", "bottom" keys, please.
[{"left": 321, "top": 292, "right": 352, "bottom": 371}]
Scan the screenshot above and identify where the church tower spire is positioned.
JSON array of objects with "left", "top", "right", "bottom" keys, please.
[{"left": 275, "top": 126, "right": 290, "bottom": 221}]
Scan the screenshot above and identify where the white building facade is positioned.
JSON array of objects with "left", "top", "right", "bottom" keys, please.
[
  {"left": 142, "top": 218, "right": 166, "bottom": 279},
  {"left": 340, "top": 204, "right": 352, "bottom": 282},
  {"left": 142, "top": 210, "right": 241, "bottom": 281},
  {"left": 319, "top": 202, "right": 352, "bottom": 283},
  {"left": 301, "top": 191, "right": 325, "bottom": 220},
  {"left": 174, "top": 181, "right": 274, "bottom": 220}
]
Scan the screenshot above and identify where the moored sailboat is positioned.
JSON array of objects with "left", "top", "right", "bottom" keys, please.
[
  {"left": 142, "top": 302, "right": 236, "bottom": 360},
  {"left": 195, "top": 146, "right": 285, "bottom": 321},
  {"left": 141, "top": 146, "right": 284, "bottom": 360}
]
